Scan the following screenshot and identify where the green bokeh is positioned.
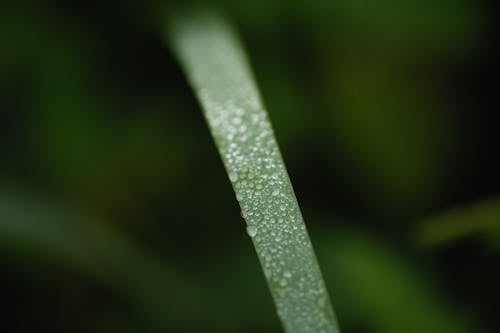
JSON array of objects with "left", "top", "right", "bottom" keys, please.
[{"left": 1, "top": 0, "right": 498, "bottom": 332}]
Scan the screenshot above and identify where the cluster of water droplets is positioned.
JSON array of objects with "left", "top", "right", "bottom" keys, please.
[
  {"left": 198, "top": 86, "right": 337, "bottom": 332},
  {"left": 174, "top": 16, "right": 339, "bottom": 332}
]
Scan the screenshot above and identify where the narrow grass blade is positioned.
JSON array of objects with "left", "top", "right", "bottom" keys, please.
[
  {"left": 416, "top": 197, "right": 500, "bottom": 248},
  {"left": 0, "top": 191, "right": 233, "bottom": 331},
  {"left": 167, "top": 9, "right": 340, "bottom": 333}
]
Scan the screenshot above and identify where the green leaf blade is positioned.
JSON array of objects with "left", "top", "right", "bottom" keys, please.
[{"left": 167, "top": 9, "right": 340, "bottom": 333}]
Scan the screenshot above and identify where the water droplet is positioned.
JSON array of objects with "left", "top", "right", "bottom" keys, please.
[
  {"left": 246, "top": 225, "right": 257, "bottom": 237},
  {"left": 229, "top": 172, "right": 238, "bottom": 182},
  {"left": 272, "top": 189, "right": 279, "bottom": 196},
  {"left": 279, "top": 279, "right": 287, "bottom": 287},
  {"left": 284, "top": 271, "right": 292, "bottom": 278}
]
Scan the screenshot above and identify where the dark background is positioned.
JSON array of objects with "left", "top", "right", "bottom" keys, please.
[{"left": 1, "top": 0, "right": 499, "bottom": 332}]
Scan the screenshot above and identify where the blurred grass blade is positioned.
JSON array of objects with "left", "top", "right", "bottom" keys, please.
[
  {"left": 0, "top": 191, "right": 236, "bottom": 332},
  {"left": 167, "top": 8, "right": 339, "bottom": 333},
  {"left": 416, "top": 197, "right": 500, "bottom": 248},
  {"left": 315, "top": 226, "right": 483, "bottom": 333}
]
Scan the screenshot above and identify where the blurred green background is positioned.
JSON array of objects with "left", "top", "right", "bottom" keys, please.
[{"left": 1, "top": 0, "right": 499, "bottom": 332}]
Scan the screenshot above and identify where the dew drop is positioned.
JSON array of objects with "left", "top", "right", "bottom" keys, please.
[
  {"left": 246, "top": 225, "right": 257, "bottom": 238},
  {"left": 229, "top": 172, "right": 238, "bottom": 182}
]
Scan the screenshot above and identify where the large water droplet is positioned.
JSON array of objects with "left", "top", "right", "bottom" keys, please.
[
  {"left": 229, "top": 172, "right": 238, "bottom": 182},
  {"left": 246, "top": 225, "right": 257, "bottom": 237}
]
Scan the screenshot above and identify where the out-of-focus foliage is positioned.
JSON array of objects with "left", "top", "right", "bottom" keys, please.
[
  {"left": 316, "top": 226, "right": 483, "bottom": 333},
  {"left": 417, "top": 197, "right": 500, "bottom": 248},
  {"left": 1, "top": 0, "right": 498, "bottom": 332}
]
